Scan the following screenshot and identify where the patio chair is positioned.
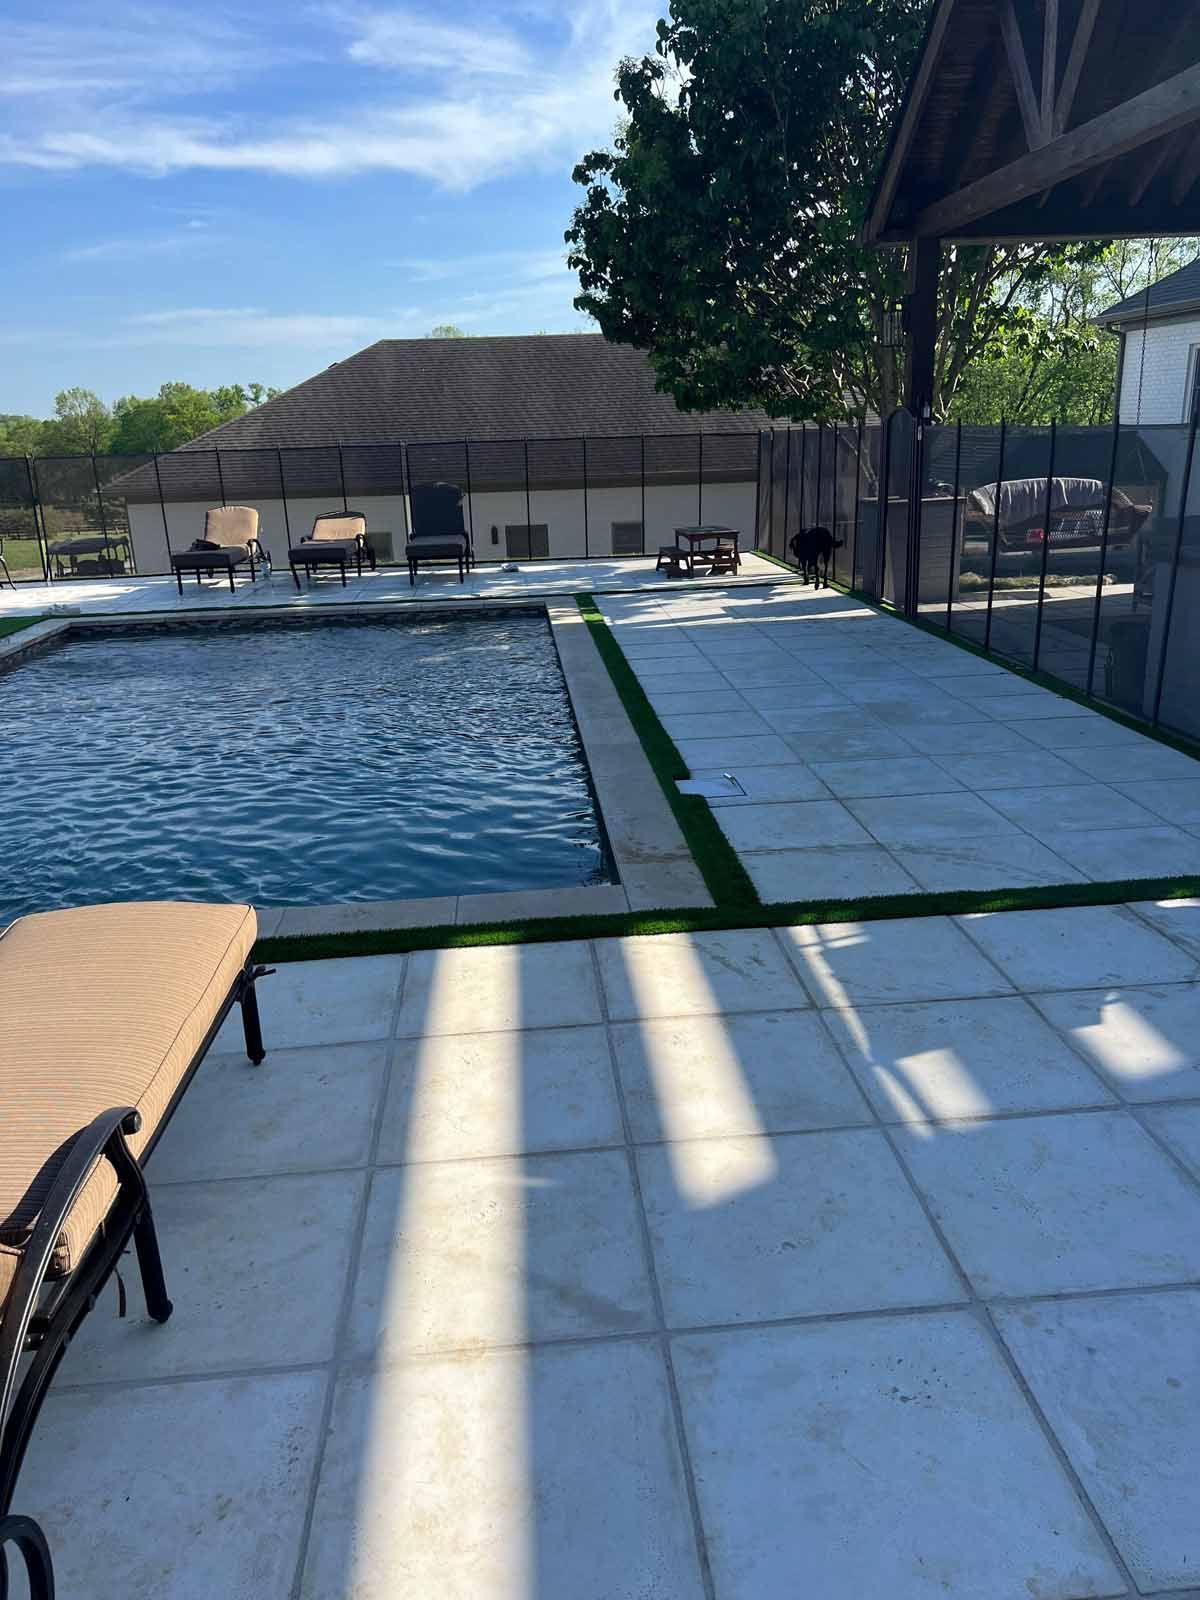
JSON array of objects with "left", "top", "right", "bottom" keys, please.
[
  {"left": 169, "top": 506, "right": 268, "bottom": 595},
  {"left": 288, "top": 511, "right": 375, "bottom": 590},
  {"left": 0, "top": 901, "right": 272, "bottom": 1597},
  {"left": 405, "top": 482, "right": 473, "bottom": 586}
]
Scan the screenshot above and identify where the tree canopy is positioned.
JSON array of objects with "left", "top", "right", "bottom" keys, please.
[
  {"left": 566, "top": 0, "right": 1138, "bottom": 422},
  {"left": 0, "top": 380, "right": 282, "bottom": 457}
]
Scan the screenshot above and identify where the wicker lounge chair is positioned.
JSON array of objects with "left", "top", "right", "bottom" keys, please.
[
  {"left": 0, "top": 901, "right": 272, "bottom": 1596},
  {"left": 169, "top": 506, "right": 267, "bottom": 595},
  {"left": 288, "top": 511, "right": 375, "bottom": 589}
]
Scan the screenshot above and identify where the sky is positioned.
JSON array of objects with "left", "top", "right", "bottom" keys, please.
[{"left": 0, "top": 0, "right": 662, "bottom": 416}]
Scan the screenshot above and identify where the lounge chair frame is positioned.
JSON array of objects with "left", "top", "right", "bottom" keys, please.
[
  {"left": 289, "top": 511, "right": 376, "bottom": 590},
  {"left": 0, "top": 954, "right": 272, "bottom": 1598}
]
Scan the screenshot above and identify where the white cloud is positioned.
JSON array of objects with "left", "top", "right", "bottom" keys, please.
[
  {"left": 0, "top": 0, "right": 657, "bottom": 190},
  {"left": 113, "top": 307, "right": 386, "bottom": 347},
  {"left": 61, "top": 227, "right": 210, "bottom": 263}
]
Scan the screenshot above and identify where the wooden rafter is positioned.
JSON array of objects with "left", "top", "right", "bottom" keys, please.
[
  {"left": 1053, "top": 0, "right": 1100, "bottom": 135},
  {"left": 1001, "top": 0, "right": 1046, "bottom": 149},
  {"left": 1041, "top": 0, "right": 1059, "bottom": 138},
  {"left": 1128, "top": 129, "right": 1178, "bottom": 206},
  {"left": 1171, "top": 128, "right": 1200, "bottom": 204},
  {"left": 913, "top": 61, "right": 1200, "bottom": 236}
]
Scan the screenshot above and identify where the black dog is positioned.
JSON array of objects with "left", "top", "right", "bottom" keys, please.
[{"left": 788, "top": 525, "right": 843, "bottom": 587}]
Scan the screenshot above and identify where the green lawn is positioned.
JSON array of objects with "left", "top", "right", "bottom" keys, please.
[
  {"left": 0, "top": 616, "right": 45, "bottom": 639},
  {"left": 1, "top": 537, "right": 45, "bottom": 578}
]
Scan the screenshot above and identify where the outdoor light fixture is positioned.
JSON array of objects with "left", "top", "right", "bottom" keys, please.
[{"left": 881, "top": 307, "right": 905, "bottom": 348}]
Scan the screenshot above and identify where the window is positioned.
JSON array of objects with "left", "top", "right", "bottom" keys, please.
[
  {"left": 611, "top": 520, "right": 644, "bottom": 555},
  {"left": 505, "top": 523, "right": 549, "bottom": 559}
]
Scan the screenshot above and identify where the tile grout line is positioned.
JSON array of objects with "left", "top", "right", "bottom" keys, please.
[
  {"left": 586, "top": 937, "right": 720, "bottom": 1600},
  {"left": 286, "top": 953, "right": 411, "bottom": 1600}
]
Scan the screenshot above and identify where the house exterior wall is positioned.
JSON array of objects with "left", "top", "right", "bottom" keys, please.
[
  {"left": 1116, "top": 314, "right": 1200, "bottom": 424},
  {"left": 127, "top": 480, "right": 759, "bottom": 574}
]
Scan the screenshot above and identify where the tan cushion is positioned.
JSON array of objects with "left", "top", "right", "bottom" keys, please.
[
  {"left": 203, "top": 505, "right": 260, "bottom": 547},
  {"left": 0, "top": 902, "right": 257, "bottom": 1291},
  {"left": 309, "top": 514, "right": 365, "bottom": 543},
  {"left": 0, "top": 1244, "right": 17, "bottom": 1308}
]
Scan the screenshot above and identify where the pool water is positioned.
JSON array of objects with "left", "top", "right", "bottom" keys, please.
[{"left": 3, "top": 612, "right": 611, "bottom": 919}]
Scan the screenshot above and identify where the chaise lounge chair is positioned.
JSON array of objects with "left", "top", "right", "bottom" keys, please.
[
  {"left": 169, "top": 506, "right": 268, "bottom": 595},
  {"left": 288, "top": 511, "right": 375, "bottom": 589},
  {"left": 0, "top": 901, "right": 272, "bottom": 1596},
  {"left": 405, "top": 482, "right": 474, "bottom": 586}
]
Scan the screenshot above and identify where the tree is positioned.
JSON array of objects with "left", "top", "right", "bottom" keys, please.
[
  {"left": 426, "top": 324, "right": 469, "bottom": 338},
  {"left": 0, "top": 414, "right": 45, "bottom": 456},
  {"left": 39, "top": 388, "right": 114, "bottom": 454},
  {"left": 566, "top": 0, "right": 1104, "bottom": 421}
]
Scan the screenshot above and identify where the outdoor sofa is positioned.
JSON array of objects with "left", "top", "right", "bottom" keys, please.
[
  {"left": 169, "top": 506, "right": 269, "bottom": 594},
  {"left": 0, "top": 901, "right": 272, "bottom": 1596},
  {"left": 288, "top": 511, "right": 376, "bottom": 588}
]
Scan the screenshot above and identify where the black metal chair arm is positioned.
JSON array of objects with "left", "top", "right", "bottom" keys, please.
[{"left": 0, "top": 1106, "right": 141, "bottom": 1443}]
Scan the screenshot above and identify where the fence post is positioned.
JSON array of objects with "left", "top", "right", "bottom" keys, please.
[
  {"left": 152, "top": 451, "right": 173, "bottom": 567},
  {"left": 1085, "top": 415, "right": 1122, "bottom": 698},
  {"left": 753, "top": 433, "right": 764, "bottom": 552},
  {"left": 22, "top": 454, "right": 49, "bottom": 581},
  {"left": 697, "top": 431, "right": 703, "bottom": 524},
  {"left": 797, "top": 425, "right": 807, "bottom": 534},
  {"left": 462, "top": 441, "right": 472, "bottom": 552},
  {"left": 29, "top": 456, "right": 52, "bottom": 583},
  {"left": 905, "top": 408, "right": 926, "bottom": 617},
  {"left": 276, "top": 447, "right": 291, "bottom": 546},
  {"left": 983, "top": 418, "right": 1007, "bottom": 653},
  {"left": 336, "top": 442, "right": 349, "bottom": 513},
  {"left": 851, "top": 419, "right": 863, "bottom": 589},
  {"left": 876, "top": 412, "right": 893, "bottom": 603},
  {"left": 1032, "top": 419, "right": 1057, "bottom": 668},
  {"left": 90, "top": 454, "right": 110, "bottom": 558},
  {"left": 582, "top": 436, "right": 590, "bottom": 559},
  {"left": 814, "top": 423, "right": 824, "bottom": 534},
  {"left": 640, "top": 435, "right": 646, "bottom": 554},
  {"left": 523, "top": 439, "right": 532, "bottom": 550},
  {"left": 398, "top": 443, "right": 411, "bottom": 542},
  {"left": 1150, "top": 395, "right": 1200, "bottom": 725},
  {"left": 946, "top": 421, "right": 962, "bottom": 631},
  {"left": 767, "top": 431, "right": 778, "bottom": 557},
  {"left": 782, "top": 430, "right": 793, "bottom": 561},
  {"left": 215, "top": 449, "right": 227, "bottom": 508}
]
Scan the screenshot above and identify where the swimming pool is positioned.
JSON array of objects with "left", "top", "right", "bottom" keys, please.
[{"left": 3, "top": 611, "right": 611, "bottom": 919}]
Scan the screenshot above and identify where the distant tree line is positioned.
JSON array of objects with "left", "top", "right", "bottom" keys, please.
[{"left": 0, "top": 380, "right": 282, "bottom": 458}]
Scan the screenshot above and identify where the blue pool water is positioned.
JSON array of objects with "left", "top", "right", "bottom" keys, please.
[{"left": 3, "top": 612, "right": 610, "bottom": 918}]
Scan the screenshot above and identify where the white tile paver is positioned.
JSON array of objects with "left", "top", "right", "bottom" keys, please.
[
  {"left": 611, "top": 1009, "right": 869, "bottom": 1142},
  {"left": 892, "top": 835, "right": 1085, "bottom": 890},
  {"left": 785, "top": 916, "right": 1013, "bottom": 1006},
  {"left": 675, "top": 732, "right": 799, "bottom": 768},
  {"left": 896, "top": 1111, "right": 1200, "bottom": 1296},
  {"left": 959, "top": 905, "right": 1198, "bottom": 990},
  {"left": 153, "top": 1042, "right": 387, "bottom": 1181},
  {"left": 20, "top": 1374, "right": 328, "bottom": 1600},
  {"left": 1032, "top": 985, "right": 1200, "bottom": 1102},
  {"left": 1116, "top": 776, "right": 1200, "bottom": 823},
  {"left": 929, "top": 748, "right": 1084, "bottom": 789},
  {"left": 378, "top": 1024, "right": 623, "bottom": 1162},
  {"left": 716, "top": 799, "right": 873, "bottom": 852},
  {"left": 745, "top": 845, "right": 920, "bottom": 902},
  {"left": 1140, "top": 1103, "right": 1200, "bottom": 1178},
  {"left": 1130, "top": 896, "right": 1200, "bottom": 959},
  {"left": 672, "top": 1314, "right": 1123, "bottom": 1600},
  {"left": 301, "top": 1342, "right": 705, "bottom": 1600},
  {"left": 996, "top": 1291, "right": 1200, "bottom": 1592},
  {"left": 638, "top": 1129, "right": 963, "bottom": 1325},
  {"left": 397, "top": 939, "right": 601, "bottom": 1036},
  {"left": 826, "top": 995, "right": 1115, "bottom": 1122},
  {"left": 1064, "top": 744, "right": 1200, "bottom": 782},
  {"left": 808, "top": 755, "right": 962, "bottom": 798},
  {"left": 347, "top": 1151, "right": 655, "bottom": 1359},
  {"left": 213, "top": 954, "right": 404, "bottom": 1051},
  {"left": 845, "top": 790, "right": 1022, "bottom": 846},
  {"left": 594, "top": 927, "right": 808, "bottom": 1020},
  {"left": 982, "top": 782, "right": 1164, "bottom": 832},
  {"left": 64, "top": 1171, "right": 364, "bottom": 1379},
  {"left": 694, "top": 762, "right": 832, "bottom": 804},
  {"left": 1035, "top": 823, "right": 1200, "bottom": 880}
]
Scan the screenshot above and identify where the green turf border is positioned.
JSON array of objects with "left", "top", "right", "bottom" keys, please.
[
  {"left": 750, "top": 549, "right": 1200, "bottom": 762},
  {"left": 0, "top": 616, "right": 45, "bottom": 640},
  {"left": 254, "top": 873, "right": 1200, "bottom": 962},
  {"left": 575, "top": 591, "right": 760, "bottom": 906}
]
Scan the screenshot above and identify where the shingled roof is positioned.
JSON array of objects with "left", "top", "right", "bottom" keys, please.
[
  {"left": 178, "top": 333, "right": 773, "bottom": 451},
  {"left": 1095, "top": 257, "right": 1200, "bottom": 327}
]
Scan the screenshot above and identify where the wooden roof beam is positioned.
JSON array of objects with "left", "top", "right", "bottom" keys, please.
[
  {"left": 1171, "top": 128, "right": 1200, "bottom": 204},
  {"left": 911, "top": 61, "right": 1200, "bottom": 237},
  {"left": 1001, "top": 0, "right": 1047, "bottom": 149},
  {"left": 1053, "top": 0, "right": 1100, "bottom": 135}
]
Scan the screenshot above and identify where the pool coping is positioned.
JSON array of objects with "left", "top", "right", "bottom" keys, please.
[{"left": 12, "top": 595, "right": 713, "bottom": 937}]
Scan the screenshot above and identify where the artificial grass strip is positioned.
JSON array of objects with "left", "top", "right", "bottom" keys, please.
[
  {"left": 0, "top": 616, "right": 46, "bottom": 639},
  {"left": 750, "top": 549, "right": 1200, "bottom": 762},
  {"left": 254, "top": 873, "right": 1200, "bottom": 963},
  {"left": 575, "top": 591, "right": 761, "bottom": 907}
]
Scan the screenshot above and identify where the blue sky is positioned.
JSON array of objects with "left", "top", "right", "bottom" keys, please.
[{"left": 1, "top": 0, "right": 661, "bottom": 415}]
